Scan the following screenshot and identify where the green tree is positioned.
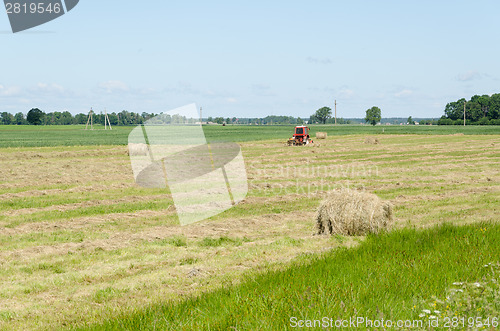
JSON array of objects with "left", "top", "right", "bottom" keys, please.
[
  {"left": 407, "top": 116, "right": 415, "bottom": 125},
  {"left": 444, "top": 98, "right": 466, "bottom": 120},
  {"left": 488, "top": 93, "right": 500, "bottom": 120},
  {"left": 75, "top": 113, "right": 87, "bottom": 124},
  {"left": 1, "top": 112, "right": 14, "bottom": 125},
  {"left": 365, "top": 106, "right": 381, "bottom": 126},
  {"left": 27, "top": 108, "right": 45, "bottom": 125},
  {"left": 313, "top": 107, "right": 332, "bottom": 124},
  {"left": 478, "top": 95, "right": 490, "bottom": 118},
  {"left": 214, "top": 117, "right": 224, "bottom": 124},
  {"left": 107, "top": 113, "right": 119, "bottom": 125},
  {"left": 61, "top": 111, "right": 74, "bottom": 125},
  {"left": 467, "top": 96, "right": 483, "bottom": 122},
  {"left": 14, "top": 112, "right": 26, "bottom": 125}
]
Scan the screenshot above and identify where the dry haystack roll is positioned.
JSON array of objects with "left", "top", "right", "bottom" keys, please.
[
  {"left": 316, "top": 132, "right": 327, "bottom": 139},
  {"left": 128, "top": 143, "right": 149, "bottom": 156},
  {"left": 364, "top": 137, "right": 379, "bottom": 144},
  {"left": 316, "top": 189, "right": 393, "bottom": 236}
]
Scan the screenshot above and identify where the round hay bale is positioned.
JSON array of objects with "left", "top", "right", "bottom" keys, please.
[
  {"left": 315, "top": 189, "right": 393, "bottom": 236},
  {"left": 316, "top": 132, "right": 327, "bottom": 139},
  {"left": 364, "top": 137, "right": 379, "bottom": 144},
  {"left": 128, "top": 143, "right": 149, "bottom": 156}
]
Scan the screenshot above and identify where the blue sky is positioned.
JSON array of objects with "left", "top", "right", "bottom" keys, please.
[{"left": 1, "top": 1, "right": 499, "bottom": 118}]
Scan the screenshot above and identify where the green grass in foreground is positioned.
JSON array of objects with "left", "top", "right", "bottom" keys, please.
[
  {"left": 0, "top": 124, "right": 498, "bottom": 147},
  {"left": 78, "top": 222, "right": 500, "bottom": 330}
]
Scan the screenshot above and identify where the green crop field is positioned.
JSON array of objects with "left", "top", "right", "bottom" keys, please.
[
  {"left": 0, "top": 125, "right": 498, "bottom": 330},
  {"left": 0, "top": 124, "right": 498, "bottom": 148}
]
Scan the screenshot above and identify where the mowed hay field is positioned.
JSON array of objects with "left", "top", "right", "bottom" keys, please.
[{"left": 0, "top": 126, "right": 499, "bottom": 329}]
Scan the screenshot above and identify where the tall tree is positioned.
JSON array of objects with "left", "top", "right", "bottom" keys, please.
[
  {"left": 27, "top": 108, "right": 45, "bottom": 125},
  {"left": 313, "top": 107, "right": 332, "bottom": 124},
  {"left": 365, "top": 106, "right": 381, "bottom": 126},
  {"left": 14, "top": 112, "right": 26, "bottom": 125},
  {"left": 488, "top": 93, "right": 500, "bottom": 120},
  {"left": 478, "top": 95, "right": 490, "bottom": 118},
  {"left": 1, "top": 112, "right": 14, "bottom": 125},
  {"left": 444, "top": 98, "right": 466, "bottom": 120},
  {"left": 466, "top": 96, "right": 483, "bottom": 122}
]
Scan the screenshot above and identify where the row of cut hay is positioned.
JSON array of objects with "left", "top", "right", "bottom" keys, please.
[{"left": 128, "top": 143, "right": 149, "bottom": 156}]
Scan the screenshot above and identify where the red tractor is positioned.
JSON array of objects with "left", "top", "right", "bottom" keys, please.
[{"left": 287, "top": 126, "right": 313, "bottom": 146}]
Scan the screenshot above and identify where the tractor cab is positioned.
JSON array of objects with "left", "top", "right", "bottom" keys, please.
[
  {"left": 288, "top": 126, "right": 313, "bottom": 146},
  {"left": 293, "top": 126, "right": 309, "bottom": 138}
]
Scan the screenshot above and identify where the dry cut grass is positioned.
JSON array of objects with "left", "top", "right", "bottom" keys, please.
[
  {"left": 315, "top": 188, "right": 393, "bottom": 235},
  {"left": 0, "top": 133, "right": 498, "bottom": 330}
]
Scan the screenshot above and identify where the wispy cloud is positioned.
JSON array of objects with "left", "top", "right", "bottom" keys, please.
[
  {"left": 307, "top": 85, "right": 354, "bottom": 99},
  {"left": 252, "top": 84, "right": 275, "bottom": 96},
  {"left": 456, "top": 71, "right": 482, "bottom": 82},
  {"left": 162, "top": 82, "right": 234, "bottom": 100},
  {"left": 306, "top": 56, "right": 332, "bottom": 65},
  {"left": 338, "top": 88, "right": 354, "bottom": 98},
  {"left": 394, "top": 89, "right": 413, "bottom": 98},
  {"left": 0, "top": 84, "right": 22, "bottom": 97},
  {"left": 34, "top": 83, "right": 65, "bottom": 94},
  {"left": 99, "top": 80, "right": 129, "bottom": 93}
]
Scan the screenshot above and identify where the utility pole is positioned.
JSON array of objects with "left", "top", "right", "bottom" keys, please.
[
  {"left": 200, "top": 106, "right": 203, "bottom": 124},
  {"left": 85, "top": 107, "right": 94, "bottom": 130},
  {"left": 463, "top": 101, "right": 466, "bottom": 126},
  {"left": 334, "top": 100, "right": 337, "bottom": 125},
  {"left": 104, "top": 108, "right": 112, "bottom": 130}
]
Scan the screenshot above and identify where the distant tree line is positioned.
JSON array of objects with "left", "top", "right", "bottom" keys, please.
[
  {"left": 8, "top": 103, "right": 484, "bottom": 127},
  {"left": 218, "top": 116, "right": 305, "bottom": 125},
  {"left": 0, "top": 108, "right": 158, "bottom": 126},
  {"left": 439, "top": 94, "right": 500, "bottom": 125}
]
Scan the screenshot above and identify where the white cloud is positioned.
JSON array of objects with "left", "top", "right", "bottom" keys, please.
[
  {"left": 35, "top": 83, "right": 65, "bottom": 94},
  {"left": 99, "top": 80, "right": 129, "bottom": 93},
  {"left": 226, "top": 97, "right": 237, "bottom": 103},
  {"left": 176, "top": 81, "right": 201, "bottom": 95},
  {"left": 338, "top": 88, "right": 354, "bottom": 98},
  {"left": 0, "top": 84, "right": 21, "bottom": 97},
  {"left": 306, "top": 56, "right": 332, "bottom": 65},
  {"left": 252, "top": 84, "right": 275, "bottom": 96},
  {"left": 456, "top": 71, "right": 482, "bottom": 82},
  {"left": 394, "top": 89, "right": 413, "bottom": 98}
]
